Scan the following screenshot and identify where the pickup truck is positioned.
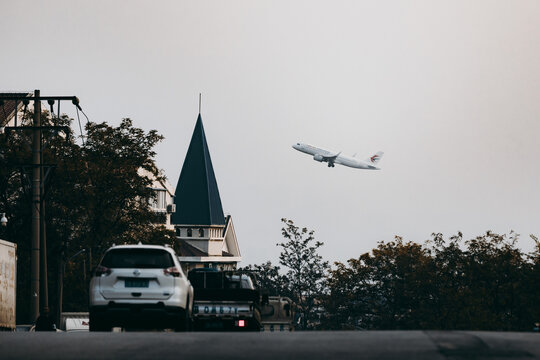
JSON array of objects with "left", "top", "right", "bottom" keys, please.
[{"left": 188, "top": 268, "right": 261, "bottom": 331}]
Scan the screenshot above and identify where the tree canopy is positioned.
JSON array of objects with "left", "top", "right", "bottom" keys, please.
[
  {"left": 248, "top": 222, "right": 540, "bottom": 331},
  {"left": 324, "top": 231, "right": 539, "bottom": 331},
  {"left": 0, "top": 112, "right": 174, "bottom": 322}
]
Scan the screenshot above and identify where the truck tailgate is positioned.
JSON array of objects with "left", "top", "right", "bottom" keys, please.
[{"left": 194, "top": 288, "right": 259, "bottom": 302}]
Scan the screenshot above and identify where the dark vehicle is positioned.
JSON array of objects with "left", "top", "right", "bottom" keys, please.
[
  {"left": 188, "top": 268, "right": 261, "bottom": 331},
  {"left": 260, "top": 296, "right": 295, "bottom": 332}
]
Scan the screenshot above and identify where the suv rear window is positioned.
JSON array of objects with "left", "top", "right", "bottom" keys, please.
[{"left": 101, "top": 249, "right": 174, "bottom": 269}]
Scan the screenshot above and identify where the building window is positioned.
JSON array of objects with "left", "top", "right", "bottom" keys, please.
[
  {"left": 175, "top": 227, "right": 181, "bottom": 236},
  {"left": 149, "top": 189, "right": 167, "bottom": 211},
  {"left": 187, "top": 228, "right": 192, "bottom": 237},
  {"left": 199, "top": 228, "right": 204, "bottom": 237}
]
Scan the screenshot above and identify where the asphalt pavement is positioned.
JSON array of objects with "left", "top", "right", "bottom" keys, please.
[{"left": 1, "top": 331, "right": 539, "bottom": 360}]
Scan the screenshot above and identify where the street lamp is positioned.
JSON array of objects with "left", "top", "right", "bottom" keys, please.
[{"left": 0, "top": 213, "right": 7, "bottom": 240}]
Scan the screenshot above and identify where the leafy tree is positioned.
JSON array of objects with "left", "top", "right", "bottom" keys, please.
[
  {"left": 429, "top": 231, "right": 530, "bottom": 330},
  {"left": 245, "top": 219, "right": 329, "bottom": 329},
  {"left": 324, "top": 231, "right": 537, "bottom": 331},
  {"left": 278, "top": 218, "right": 329, "bottom": 329},
  {"left": 54, "top": 119, "right": 174, "bottom": 311},
  {"left": 367, "top": 236, "right": 435, "bottom": 329},
  {"left": 527, "top": 234, "right": 540, "bottom": 327},
  {"left": 241, "top": 261, "right": 288, "bottom": 297},
  {"left": 461, "top": 231, "right": 528, "bottom": 330},
  {"left": 0, "top": 110, "right": 35, "bottom": 323},
  {"left": 1, "top": 111, "right": 175, "bottom": 321},
  {"left": 324, "top": 255, "right": 374, "bottom": 330},
  {"left": 428, "top": 232, "right": 470, "bottom": 329},
  {"left": 325, "top": 236, "right": 435, "bottom": 330}
]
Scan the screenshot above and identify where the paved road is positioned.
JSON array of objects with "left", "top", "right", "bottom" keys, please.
[{"left": 1, "top": 331, "right": 539, "bottom": 359}]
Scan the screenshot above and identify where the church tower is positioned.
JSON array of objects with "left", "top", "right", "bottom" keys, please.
[{"left": 172, "top": 113, "right": 241, "bottom": 271}]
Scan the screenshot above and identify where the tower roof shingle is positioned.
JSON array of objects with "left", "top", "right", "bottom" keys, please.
[{"left": 171, "top": 114, "right": 225, "bottom": 225}]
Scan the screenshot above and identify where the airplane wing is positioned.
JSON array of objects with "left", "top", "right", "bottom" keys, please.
[
  {"left": 321, "top": 152, "right": 341, "bottom": 168},
  {"left": 321, "top": 152, "right": 341, "bottom": 161}
]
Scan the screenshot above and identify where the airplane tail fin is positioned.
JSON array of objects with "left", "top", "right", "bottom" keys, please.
[{"left": 367, "top": 151, "right": 384, "bottom": 165}]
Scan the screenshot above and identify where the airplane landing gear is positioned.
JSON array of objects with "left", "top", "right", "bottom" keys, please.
[{"left": 328, "top": 163, "right": 335, "bottom": 168}]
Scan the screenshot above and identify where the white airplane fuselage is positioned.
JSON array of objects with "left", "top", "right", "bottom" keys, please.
[{"left": 292, "top": 143, "right": 383, "bottom": 170}]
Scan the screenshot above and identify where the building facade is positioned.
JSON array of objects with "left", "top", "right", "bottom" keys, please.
[
  {"left": 0, "top": 92, "right": 33, "bottom": 131},
  {"left": 139, "top": 168, "right": 176, "bottom": 230}
]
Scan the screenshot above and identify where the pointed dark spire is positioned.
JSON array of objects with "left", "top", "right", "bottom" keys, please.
[{"left": 172, "top": 114, "right": 225, "bottom": 225}]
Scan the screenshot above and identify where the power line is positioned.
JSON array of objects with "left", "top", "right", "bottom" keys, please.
[{"left": 75, "top": 107, "right": 85, "bottom": 146}]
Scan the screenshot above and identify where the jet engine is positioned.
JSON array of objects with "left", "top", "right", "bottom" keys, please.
[{"left": 313, "top": 154, "right": 324, "bottom": 162}]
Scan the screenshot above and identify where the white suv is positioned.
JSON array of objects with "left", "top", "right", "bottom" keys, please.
[{"left": 89, "top": 244, "right": 193, "bottom": 331}]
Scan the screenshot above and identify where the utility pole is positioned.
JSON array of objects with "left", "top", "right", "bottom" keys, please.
[
  {"left": 1, "top": 90, "right": 81, "bottom": 324},
  {"left": 31, "top": 89, "right": 41, "bottom": 322},
  {"left": 40, "top": 187, "right": 49, "bottom": 315}
]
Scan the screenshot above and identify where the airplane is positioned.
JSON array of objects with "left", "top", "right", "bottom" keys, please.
[{"left": 292, "top": 142, "right": 384, "bottom": 169}]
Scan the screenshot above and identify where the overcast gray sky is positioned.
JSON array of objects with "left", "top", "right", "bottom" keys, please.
[{"left": 2, "top": 0, "right": 540, "bottom": 265}]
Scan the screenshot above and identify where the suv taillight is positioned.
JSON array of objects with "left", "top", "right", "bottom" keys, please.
[
  {"left": 94, "top": 265, "right": 112, "bottom": 277},
  {"left": 164, "top": 267, "right": 181, "bottom": 277}
]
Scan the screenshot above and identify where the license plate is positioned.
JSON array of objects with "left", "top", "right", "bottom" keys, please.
[
  {"left": 193, "top": 305, "right": 239, "bottom": 315},
  {"left": 125, "top": 279, "right": 149, "bottom": 288}
]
